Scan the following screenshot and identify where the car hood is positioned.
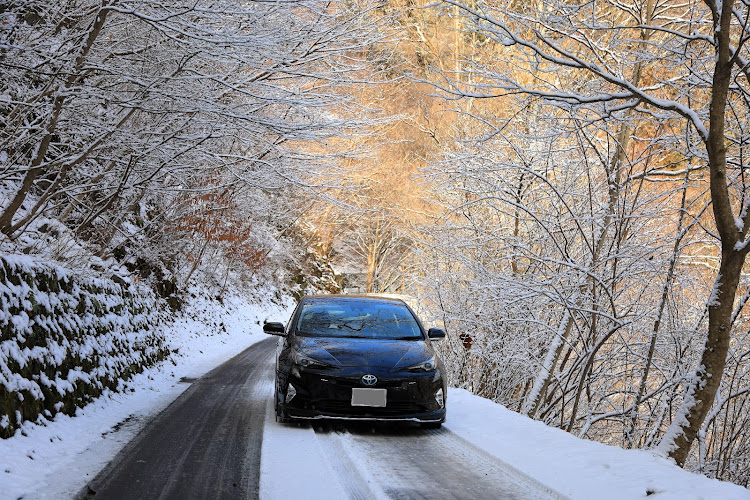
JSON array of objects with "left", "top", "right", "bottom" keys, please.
[{"left": 294, "top": 337, "right": 433, "bottom": 368}]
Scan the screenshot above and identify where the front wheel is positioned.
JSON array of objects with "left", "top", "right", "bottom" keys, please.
[
  {"left": 275, "top": 409, "right": 291, "bottom": 424},
  {"left": 275, "top": 399, "right": 292, "bottom": 423},
  {"left": 274, "top": 384, "right": 292, "bottom": 423}
]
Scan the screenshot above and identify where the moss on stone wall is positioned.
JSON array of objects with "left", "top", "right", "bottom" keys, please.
[{"left": 0, "top": 256, "right": 168, "bottom": 438}]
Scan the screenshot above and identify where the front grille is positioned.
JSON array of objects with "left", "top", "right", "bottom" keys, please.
[
  {"left": 327, "top": 377, "right": 407, "bottom": 388},
  {"left": 313, "top": 399, "right": 429, "bottom": 416}
]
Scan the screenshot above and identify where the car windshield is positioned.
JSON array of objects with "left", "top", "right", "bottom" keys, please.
[{"left": 295, "top": 299, "right": 423, "bottom": 340}]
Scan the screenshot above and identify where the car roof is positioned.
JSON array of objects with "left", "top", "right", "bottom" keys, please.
[{"left": 300, "top": 294, "right": 407, "bottom": 304}]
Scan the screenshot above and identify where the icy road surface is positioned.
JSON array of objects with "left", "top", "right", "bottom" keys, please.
[
  {"left": 84, "top": 337, "right": 564, "bottom": 500},
  {"left": 84, "top": 338, "right": 273, "bottom": 499}
]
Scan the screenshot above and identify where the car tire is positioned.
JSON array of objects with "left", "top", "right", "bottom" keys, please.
[
  {"left": 274, "top": 385, "right": 292, "bottom": 423},
  {"left": 276, "top": 412, "right": 291, "bottom": 424},
  {"left": 275, "top": 402, "right": 292, "bottom": 423},
  {"left": 421, "top": 421, "right": 443, "bottom": 429}
]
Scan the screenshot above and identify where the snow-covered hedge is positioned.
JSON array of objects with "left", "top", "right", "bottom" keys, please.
[{"left": 0, "top": 255, "right": 168, "bottom": 438}]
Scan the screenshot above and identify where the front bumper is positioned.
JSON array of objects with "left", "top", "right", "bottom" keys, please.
[{"left": 281, "top": 366, "right": 446, "bottom": 422}]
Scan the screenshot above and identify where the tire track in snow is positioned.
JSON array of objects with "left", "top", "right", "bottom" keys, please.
[
  {"left": 312, "top": 422, "right": 568, "bottom": 500},
  {"left": 311, "top": 424, "right": 388, "bottom": 500}
]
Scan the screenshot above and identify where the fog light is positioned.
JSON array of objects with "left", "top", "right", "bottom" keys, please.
[
  {"left": 286, "top": 383, "right": 297, "bottom": 403},
  {"left": 435, "top": 388, "right": 444, "bottom": 408}
]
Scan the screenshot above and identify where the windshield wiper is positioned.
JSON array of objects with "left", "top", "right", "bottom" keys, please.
[{"left": 339, "top": 322, "right": 365, "bottom": 331}]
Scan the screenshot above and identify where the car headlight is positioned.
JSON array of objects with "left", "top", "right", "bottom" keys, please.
[
  {"left": 407, "top": 356, "right": 436, "bottom": 372},
  {"left": 293, "top": 350, "right": 332, "bottom": 369}
]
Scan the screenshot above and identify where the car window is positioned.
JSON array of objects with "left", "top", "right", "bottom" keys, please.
[{"left": 295, "top": 299, "right": 423, "bottom": 339}]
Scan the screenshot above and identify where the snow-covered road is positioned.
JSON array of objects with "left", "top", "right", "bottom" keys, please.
[
  {"left": 85, "top": 337, "right": 563, "bottom": 499},
  {"left": 289, "top": 423, "right": 564, "bottom": 499},
  {"left": 261, "top": 353, "right": 566, "bottom": 500}
]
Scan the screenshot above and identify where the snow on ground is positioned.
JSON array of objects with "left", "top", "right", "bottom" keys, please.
[
  {"left": 445, "top": 388, "right": 750, "bottom": 500},
  {"left": 0, "top": 287, "right": 293, "bottom": 500}
]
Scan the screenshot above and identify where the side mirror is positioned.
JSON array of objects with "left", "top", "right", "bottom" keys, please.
[
  {"left": 427, "top": 328, "right": 446, "bottom": 340},
  {"left": 263, "top": 321, "right": 286, "bottom": 336}
]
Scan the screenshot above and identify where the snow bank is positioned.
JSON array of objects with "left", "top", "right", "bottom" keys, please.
[{"left": 445, "top": 388, "right": 749, "bottom": 499}]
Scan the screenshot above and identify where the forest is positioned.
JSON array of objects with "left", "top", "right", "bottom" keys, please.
[{"left": 2, "top": 0, "right": 750, "bottom": 488}]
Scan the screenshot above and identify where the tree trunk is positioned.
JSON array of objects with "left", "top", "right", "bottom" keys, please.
[
  {"left": 523, "top": 310, "right": 572, "bottom": 417},
  {"left": 626, "top": 169, "right": 692, "bottom": 448},
  {"left": 660, "top": 251, "right": 745, "bottom": 465},
  {"left": 657, "top": 0, "right": 750, "bottom": 465}
]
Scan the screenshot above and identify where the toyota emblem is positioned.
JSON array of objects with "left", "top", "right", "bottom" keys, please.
[{"left": 361, "top": 374, "right": 377, "bottom": 386}]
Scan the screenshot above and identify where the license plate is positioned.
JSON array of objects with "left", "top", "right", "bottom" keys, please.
[{"left": 351, "top": 388, "right": 387, "bottom": 407}]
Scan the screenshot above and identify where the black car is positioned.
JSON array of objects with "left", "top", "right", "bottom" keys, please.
[{"left": 263, "top": 295, "right": 447, "bottom": 428}]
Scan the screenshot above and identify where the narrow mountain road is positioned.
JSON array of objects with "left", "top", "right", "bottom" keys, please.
[
  {"left": 83, "top": 338, "right": 276, "bottom": 499},
  {"left": 83, "top": 338, "right": 565, "bottom": 500}
]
